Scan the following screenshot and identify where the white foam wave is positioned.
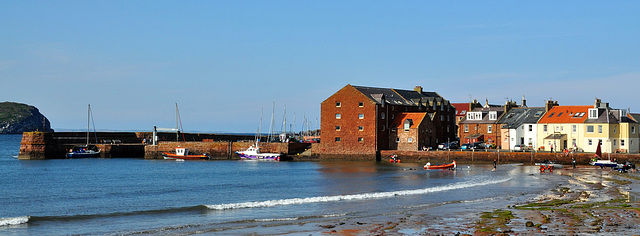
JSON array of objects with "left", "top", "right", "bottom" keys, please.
[
  {"left": 206, "top": 177, "right": 511, "bottom": 210},
  {"left": 254, "top": 217, "right": 299, "bottom": 222},
  {"left": 0, "top": 216, "right": 30, "bottom": 226}
]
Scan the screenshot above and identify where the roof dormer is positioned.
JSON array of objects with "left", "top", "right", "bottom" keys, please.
[{"left": 588, "top": 108, "right": 598, "bottom": 119}]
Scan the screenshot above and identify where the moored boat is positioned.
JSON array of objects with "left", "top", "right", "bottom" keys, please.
[
  {"left": 589, "top": 140, "right": 617, "bottom": 168},
  {"left": 162, "top": 147, "right": 209, "bottom": 160},
  {"left": 424, "top": 161, "right": 456, "bottom": 170},
  {"left": 66, "top": 104, "right": 101, "bottom": 158},
  {"left": 236, "top": 145, "right": 281, "bottom": 161},
  {"left": 66, "top": 145, "right": 101, "bottom": 158}
]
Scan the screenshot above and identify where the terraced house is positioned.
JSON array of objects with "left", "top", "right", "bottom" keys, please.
[
  {"left": 318, "top": 85, "right": 456, "bottom": 157},
  {"left": 536, "top": 99, "right": 639, "bottom": 153},
  {"left": 458, "top": 99, "right": 519, "bottom": 148}
]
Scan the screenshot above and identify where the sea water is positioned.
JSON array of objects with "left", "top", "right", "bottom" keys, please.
[{"left": 0, "top": 134, "right": 563, "bottom": 235}]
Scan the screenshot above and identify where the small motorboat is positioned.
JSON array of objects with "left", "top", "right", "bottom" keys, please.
[
  {"left": 162, "top": 147, "right": 210, "bottom": 160},
  {"left": 424, "top": 161, "right": 456, "bottom": 170},
  {"left": 235, "top": 145, "right": 281, "bottom": 161},
  {"left": 389, "top": 154, "right": 401, "bottom": 163}
]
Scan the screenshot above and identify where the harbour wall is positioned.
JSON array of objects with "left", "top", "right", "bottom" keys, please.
[{"left": 18, "top": 131, "right": 311, "bottom": 160}]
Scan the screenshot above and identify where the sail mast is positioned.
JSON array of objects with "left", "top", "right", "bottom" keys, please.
[{"left": 87, "top": 104, "right": 90, "bottom": 145}]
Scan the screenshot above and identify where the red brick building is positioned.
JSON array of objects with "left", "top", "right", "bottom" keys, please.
[
  {"left": 458, "top": 100, "right": 518, "bottom": 148},
  {"left": 317, "top": 85, "right": 456, "bottom": 157}
]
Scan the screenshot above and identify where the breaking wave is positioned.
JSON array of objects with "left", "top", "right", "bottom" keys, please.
[
  {"left": 206, "top": 177, "right": 511, "bottom": 210},
  {"left": 0, "top": 216, "right": 30, "bottom": 226}
]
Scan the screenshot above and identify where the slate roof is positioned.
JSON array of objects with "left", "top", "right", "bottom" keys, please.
[
  {"left": 352, "top": 85, "right": 444, "bottom": 107},
  {"left": 537, "top": 106, "right": 591, "bottom": 124},
  {"left": 459, "top": 107, "right": 504, "bottom": 124},
  {"left": 630, "top": 113, "right": 640, "bottom": 123},
  {"left": 499, "top": 107, "right": 546, "bottom": 129}
]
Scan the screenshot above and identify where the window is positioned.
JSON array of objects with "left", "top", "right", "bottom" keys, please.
[
  {"left": 396, "top": 137, "right": 400, "bottom": 143},
  {"left": 381, "top": 125, "right": 385, "bottom": 131},
  {"left": 572, "top": 139, "right": 576, "bottom": 147},
  {"left": 591, "top": 109, "right": 601, "bottom": 119},
  {"left": 391, "top": 114, "right": 395, "bottom": 120},
  {"left": 335, "top": 126, "right": 341, "bottom": 131},
  {"left": 467, "top": 112, "right": 482, "bottom": 120},
  {"left": 358, "top": 126, "right": 364, "bottom": 131},
  {"left": 543, "top": 125, "right": 548, "bottom": 132},
  {"left": 598, "top": 125, "right": 602, "bottom": 133},
  {"left": 488, "top": 125, "right": 493, "bottom": 133},
  {"left": 548, "top": 112, "right": 555, "bottom": 118},
  {"left": 464, "top": 124, "right": 469, "bottom": 133},
  {"left": 358, "top": 102, "right": 364, "bottom": 107},
  {"left": 613, "top": 139, "right": 617, "bottom": 146},
  {"left": 359, "top": 114, "right": 364, "bottom": 119},
  {"left": 408, "top": 137, "right": 413, "bottom": 143},
  {"left": 381, "top": 112, "right": 385, "bottom": 120},
  {"left": 358, "top": 137, "right": 364, "bottom": 142},
  {"left": 447, "top": 126, "right": 450, "bottom": 133},
  {"left": 633, "top": 126, "right": 637, "bottom": 134},
  {"left": 572, "top": 125, "right": 577, "bottom": 133},
  {"left": 335, "top": 113, "right": 341, "bottom": 119},
  {"left": 529, "top": 125, "right": 533, "bottom": 132},
  {"left": 587, "top": 125, "right": 594, "bottom": 133},
  {"left": 335, "top": 137, "right": 341, "bottom": 142},
  {"left": 489, "top": 111, "right": 497, "bottom": 120},
  {"left": 336, "top": 102, "right": 341, "bottom": 107},
  {"left": 588, "top": 139, "right": 593, "bottom": 146},
  {"left": 622, "top": 140, "right": 625, "bottom": 146},
  {"left": 614, "top": 126, "right": 617, "bottom": 134},
  {"left": 440, "top": 115, "right": 444, "bottom": 121}
]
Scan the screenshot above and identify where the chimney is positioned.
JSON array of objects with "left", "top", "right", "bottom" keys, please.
[
  {"left": 484, "top": 98, "right": 489, "bottom": 108},
  {"left": 521, "top": 95, "right": 527, "bottom": 107},
  {"left": 545, "top": 100, "right": 559, "bottom": 112},
  {"left": 414, "top": 86, "right": 423, "bottom": 93},
  {"left": 594, "top": 98, "right": 601, "bottom": 108}
]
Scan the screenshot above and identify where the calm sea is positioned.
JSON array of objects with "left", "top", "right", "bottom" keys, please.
[{"left": 0, "top": 134, "right": 563, "bottom": 235}]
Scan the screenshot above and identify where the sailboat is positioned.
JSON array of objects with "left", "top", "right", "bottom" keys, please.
[
  {"left": 66, "top": 104, "right": 101, "bottom": 158},
  {"left": 589, "top": 140, "right": 617, "bottom": 168},
  {"left": 235, "top": 108, "right": 282, "bottom": 161},
  {"left": 161, "top": 103, "right": 210, "bottom": 160}
]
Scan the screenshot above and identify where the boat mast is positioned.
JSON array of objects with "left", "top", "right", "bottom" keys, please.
[
  {"left": 257, "top": 108, "right": 263, "bottom": 148},
  {"left": 268, "top": 102, "right": 275, "bottom": 142},
  {"left": 87, "top": 104, "right": 90, "bottom": 145}
]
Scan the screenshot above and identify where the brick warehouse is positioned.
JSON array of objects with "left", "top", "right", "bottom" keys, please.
[{"left": 317, "top": 84, "right": 457, "bottom": 158}]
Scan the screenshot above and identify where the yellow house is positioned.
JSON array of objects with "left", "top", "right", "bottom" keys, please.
[
  {"left": 583, "top": 99, "right": 639, "bottom": 154},
  {"left": 537, "top": 105, "right": 590, "bottom": 152}
]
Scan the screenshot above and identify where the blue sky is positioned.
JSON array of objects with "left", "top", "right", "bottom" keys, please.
[{"left": 1, "top": 1, "right": 639, "bottom": 133}]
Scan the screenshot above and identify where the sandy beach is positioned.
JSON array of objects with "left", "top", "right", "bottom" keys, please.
[{"left": 319, "top": 165, "right": 640, "bottom": 235}]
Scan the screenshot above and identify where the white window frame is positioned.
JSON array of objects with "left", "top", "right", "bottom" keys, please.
[
  {"left": 587, "top": 125, "right": 594, "bottom": 133},
  {"left": 488, "top": 124, "right": 493, "bottom": 133},
  {"left": 335, "top": 113, "right": 341, "bottom": 119},
  {"left": 489, "top": 111, "right": 497, "bottom": 120},
  {"left": 336, "top": 102, "right": 341, "bottom": 107},
  {"left": 588, "top": 109, "right": 598, "bottom": 119}
]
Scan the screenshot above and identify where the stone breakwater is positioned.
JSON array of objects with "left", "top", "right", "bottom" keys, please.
[{"left": 18, "top": 131, "right": 311, "bottom": 160}]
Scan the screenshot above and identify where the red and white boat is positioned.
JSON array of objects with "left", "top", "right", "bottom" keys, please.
[
  {"left": 162, "top": 147, "right": 210, "bottom": 160},
  {"left": 424, "top": 161, "right": 456, "bottom": 170}
]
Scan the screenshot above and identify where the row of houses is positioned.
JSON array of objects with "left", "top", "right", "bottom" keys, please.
[
  {"left": 458, "top": 98, "right": 640, "bottom": 154},
  {"left": 318, "top": 84, "right": 640, "bottom": 156}
]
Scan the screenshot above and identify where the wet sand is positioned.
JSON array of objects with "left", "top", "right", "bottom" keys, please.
[{"left": 317, "top": 165, "right": 640, "bottom": 235}]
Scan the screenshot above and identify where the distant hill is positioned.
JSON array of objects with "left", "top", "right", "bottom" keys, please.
[{"left": 0, "top": 102, "right": 53, "bottom": 134}]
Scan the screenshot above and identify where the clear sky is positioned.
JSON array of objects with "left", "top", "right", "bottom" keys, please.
[{"left": 1, "top": 1, "right": 639, "bottom": 133}]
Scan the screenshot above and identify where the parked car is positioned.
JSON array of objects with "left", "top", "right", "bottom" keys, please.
[
  {"left": 513, "top": 144, "right": 532, "bottom": 152},
  {"left": 438, "top": 142, "right": 460, "bottom": 150},
  {"left": 471, "top": 142, "right": 485, "bottom": 150},
  {"left": 460, "top": 143, "right": 472, "bottom": 150}
]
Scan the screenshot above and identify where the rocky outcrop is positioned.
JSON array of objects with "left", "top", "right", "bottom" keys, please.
[{"left": 0, "top": 102, "right": 53, "bottom": 134}]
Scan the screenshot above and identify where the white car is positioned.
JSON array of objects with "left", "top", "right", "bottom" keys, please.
[{"left": 513, "top": 144, "right": 532, "bottom": 152}]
